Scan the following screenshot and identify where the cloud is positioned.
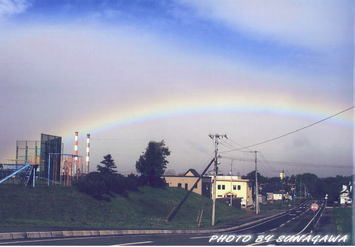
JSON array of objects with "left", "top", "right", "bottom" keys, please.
[
  {"left": 180, "top": 0, "right": 351, "bottom": 51},
  {"left": 0, "top": 0, "right": 29, "bottom": 17},
  {"left": 0, "top": 24, "right": 352, "bottom": 176}
]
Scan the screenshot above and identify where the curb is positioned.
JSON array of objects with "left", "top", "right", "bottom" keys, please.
[{"left": 0, "top": 210, "right": 290, "bottom": 241}]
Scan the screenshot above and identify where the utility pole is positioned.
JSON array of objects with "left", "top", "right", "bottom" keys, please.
[
  {"left": 209, "top": 134, "right": 227, "bottom": 226},
  {"left": 254, "top": 151, "right": 260, "bottom": 215},
  {"left": 230, "top": 159, "right": 234, "bottom": 207}
]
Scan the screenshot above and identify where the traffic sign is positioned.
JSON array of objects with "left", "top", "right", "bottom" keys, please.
[{"left": 311, "top": 203, "right": 319, "bottom": 212}]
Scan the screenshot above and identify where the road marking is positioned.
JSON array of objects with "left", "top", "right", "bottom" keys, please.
[
  {"left": 270, "top": 228, "right": 277, "bottom": 232},
  {"left": 232, "top": 213, "right": 288, "bottom": 232},
  {"left": 0, "top": 235, "right": 119, "bottom": 245},
  {"left": 120, "top": 241, "right": 153, "bottom": 246},
  {"left": 279, "top": 223, "right": 285, "bottom": 227},
  {"left": 189, "top": 236, "right": 211, "bottom": 239},
  {"left": 297, "top": 202, "right": 324, "bottom": 235}
]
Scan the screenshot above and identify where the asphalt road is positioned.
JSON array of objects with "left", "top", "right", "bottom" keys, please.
[{"left": 0, "top": 200, "right": 333, "bottom": 246}]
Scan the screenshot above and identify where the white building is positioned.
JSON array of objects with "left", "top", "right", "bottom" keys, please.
[
  {"left": 213, "top": 176, "right": 253, "bottom": 207},
  {"left": 340, "top": 183, "right": 352, "bottom": 205}
]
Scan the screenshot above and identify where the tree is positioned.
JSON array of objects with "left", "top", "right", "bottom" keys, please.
[
  {"left": 97, "top": 154, "right": 117, "bottom": 175},
  {"left": 136, "top": 140, "right": 170, "bottom": 187},
  {"left": 243, "top": 170, "right": 268, "bottom": 184}
]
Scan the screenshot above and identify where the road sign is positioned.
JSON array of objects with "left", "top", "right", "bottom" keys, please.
[{"left": 311, "top": 203, "right": 319, "bottom": 212}]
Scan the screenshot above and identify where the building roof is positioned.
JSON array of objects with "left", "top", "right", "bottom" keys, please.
[{"left": 184, "top": 169, "right": 200, "bottom": 177}]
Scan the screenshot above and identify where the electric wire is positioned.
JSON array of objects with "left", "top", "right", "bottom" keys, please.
[
  {"left": 221, "top": 106, "right": 354, "bottom": 153},
  {"left": 220, "top": 155, "right": 352, "bottom": 169}
]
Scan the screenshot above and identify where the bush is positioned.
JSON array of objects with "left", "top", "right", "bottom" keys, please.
[
  {"left": 76, "top": 172, "right": 141, "bottom": 199},
  {"left": 76, "top": 172, "right": 109, "bottom": 200}
]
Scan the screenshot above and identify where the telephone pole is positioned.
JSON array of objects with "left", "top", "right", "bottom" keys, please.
[
  {"left": 251, "top": 151, "right": 260, "bottom": 215},
  {"left": 230, "top": 159, "right": 234, "bottom": 207},
  {"left": 209, "top": 134, "right": 227, "bottom": 226}
]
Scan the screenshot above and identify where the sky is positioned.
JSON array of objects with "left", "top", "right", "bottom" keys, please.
[{"left": 0, "top": 0, "right": 353, "bottom": 177}]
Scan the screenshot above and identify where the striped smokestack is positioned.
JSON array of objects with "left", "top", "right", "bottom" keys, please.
[
  {"left": 74, "top": 131, "right": 79, "bottom": 176},
  {"left": 86, "top": 133, "right": 90, "bottom": 173}
]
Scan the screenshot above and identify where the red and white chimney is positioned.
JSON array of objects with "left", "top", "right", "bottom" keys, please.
[{"left": 86, "top": 133, "right": 90, "bottom": 173}]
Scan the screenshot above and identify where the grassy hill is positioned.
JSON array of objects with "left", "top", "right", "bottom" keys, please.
[{"left": 0, "top": 184, "right": 245, "bottom": 229}]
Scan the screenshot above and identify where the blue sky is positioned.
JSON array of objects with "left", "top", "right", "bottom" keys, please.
[
  {"left": 0, "top": 0, "right": 353, "bottom": 176},
  {"left": 6, "top": 0, "right": 352, "bottom": 77}
]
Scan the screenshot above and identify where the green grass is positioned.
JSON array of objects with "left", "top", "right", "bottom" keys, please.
[
  {"left": 333, "top": 207, "right": 352, "bottom": 234},
  {"left": 0, "top": 184, "right": 245, "bottom": 229}
]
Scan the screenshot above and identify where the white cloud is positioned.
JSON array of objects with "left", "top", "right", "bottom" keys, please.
[
  {"left": 181, "top": 0, "right": 352, "bottom": 50},
  {"left": 0, "top": 25, "right": 352, "bottom": 176},
  {"left": 0, "top": 0, "right": 29, "bottom": 17}
]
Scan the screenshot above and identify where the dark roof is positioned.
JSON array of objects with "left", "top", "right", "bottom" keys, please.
[{"left": 184, "top": 169, "right": 200, "bottom": 177}]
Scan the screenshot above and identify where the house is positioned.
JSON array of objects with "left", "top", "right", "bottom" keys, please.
[
  {"left": 163, "top": 169, "right": 211, "bottom": 197},
  {"left": 258, "top": 194, "right": 267, "bottom": 205},
  {"left": 163, "top": 169, "right": 253, "bottom": 207},
  {"left": 273, "top": 192, "right": 284, "bottom": 201},
  {"left": 266, "top": 192, "right": 274, "bottom": 201},
  {"left": 267, "top": 191, "right": 291, "bottom": 201},
  {"left": 214, "top": 176, "right": 253, "bottom": 207},
  {"left": 340, "top": 182, "right": 352, "bottom": 205}
]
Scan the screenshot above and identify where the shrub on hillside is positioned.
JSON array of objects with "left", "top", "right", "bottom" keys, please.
[
  {"left": 75, "top": 154, "right": 143, "bottom": 200},
  {"left": 76, "top": 172, "right": 109, "bottom": 200},
  {"left": 125, "top": 173, "right": 143, "bottom": 191},
  {"left": 76, "top": 173, "right": 142, "bottom": 199}
]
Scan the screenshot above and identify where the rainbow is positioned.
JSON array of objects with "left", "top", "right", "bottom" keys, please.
[
  {"left": 1, "top": 91, "right": 352, "bottom": 162},
  {"left": 59, "top": 91, "right": 353, "bottom": 141}
]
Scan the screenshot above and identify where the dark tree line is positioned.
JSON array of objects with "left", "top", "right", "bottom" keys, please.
[{"left": 243, "top": 170, "right": 353, "bottom": 203}]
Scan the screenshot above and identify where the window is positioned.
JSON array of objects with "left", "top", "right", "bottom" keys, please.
[
  {"left": 194, "top": 184, "right": 198, "bottom": 189},
  {"left": 222, "top": 185, "right": 225, "bottom": 190},
  {"left": 218, "top": 185, "right": 221, "bottom": 190},
  {"left": 218, "top": 195, "right": 223, "bottom": 198},
  {"left": 178, "top": 183, "right": 181, "bottom": 188},
  {"left": 238, "top": 185, "right": 241, "bottom": 190},
  {"left": 233, "top": 185, "right": 237, "bottom": 190},
  {"left": 185, "top": 183, "right": 188, "bottom": 190}
]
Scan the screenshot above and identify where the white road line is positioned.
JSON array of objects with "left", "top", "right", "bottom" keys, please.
[
  {"left": 270, "top": 228, "right": 277, "bottom": 232},
  {"left": 286, "top": 220, "right": 291, "bottom": 223},
  {"left": 297, "top": 202, "right": 324, "bottom": 235},
  {"left": 120, "top": 241, "right": 153, "bottom": 246},
  {"left": 279, "top": 223, "right": 285, "bottom": 227},
  {"left": 0, "top": 235, "right": 119, "bottom": 245},
  {"left": 231, "top": 213, "right": 288, "bottom": 232},
  {"left": 189, "top": 236, "right": 211, "bottom": 239}
]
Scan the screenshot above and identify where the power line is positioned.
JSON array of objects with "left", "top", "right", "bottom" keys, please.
[
  {"left": 220, "top": 155, "right": 352, "bottom": 169},
  {"left": 90, "top": 138, "right": 121, "bottom": 141},
  {"left": 224, "top": 138, "right": 245, "bottom": 148},
  {"left": 221, "top": 106, "right": 354, "bottom": 153},
  {"left": 219, "top": 139, "right": 235, "bottom": 149}
]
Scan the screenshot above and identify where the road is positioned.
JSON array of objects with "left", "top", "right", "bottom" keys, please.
[{"left": 0, "top": 200, "right": 330, "bottom": 246}]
